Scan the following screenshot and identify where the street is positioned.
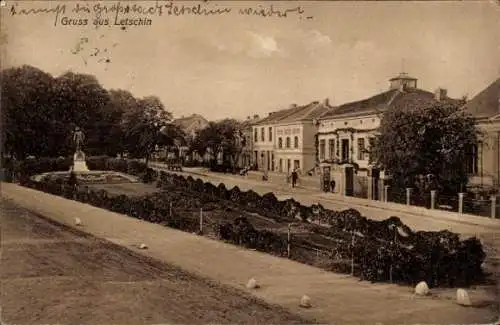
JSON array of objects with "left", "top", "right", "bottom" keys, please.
[
  {"left": 0, "top": 198, "right": 311, "bottom": 325},
  {"left": 151, "top": 164, "right": 500, "bottom": 237}
]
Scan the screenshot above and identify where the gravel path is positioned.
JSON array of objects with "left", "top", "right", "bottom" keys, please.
[
  {"left": 3, "top": 182, "right": 498, "bottom": 324},
  {"left": 0, "top": 198, "right": 313, "bottom": 325}
]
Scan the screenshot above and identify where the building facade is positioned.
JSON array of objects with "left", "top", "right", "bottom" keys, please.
[
  {"left": 317, "top": 73, "right": 456, "bottom": 177},
  {"left": 239, "top": 114, "right": 261, "bottom": 168},
  {"left": 252, "top": 100, "right": 332, "bottom": 174},
  {"left": 463, "top": 77, "right": 500, "bottom": 188},
  {"left": 171, "top": 113, "right": 209, "bottom": 161},
  {"left": 172, "top": 113, "right": 209, "bottom": 138}
]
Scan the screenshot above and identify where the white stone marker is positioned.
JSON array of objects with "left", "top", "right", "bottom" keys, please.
[
  {"left": 246, "top": 277, "right": 259, "bottom": 289},
  {"left": 139, "top": 243, "right": 148, "bottom": 249},
  {"left": 414, "top": 281, "right": 430, "bottom": 296},
  {"left": 74, "top": 217, "right": 82, "bottom": 226},
  {"left": 456, "top": 288, "right": 472, "bottom": 306},
  {"left": 299, "top": 295, "right": 312, "bottom": 308}
]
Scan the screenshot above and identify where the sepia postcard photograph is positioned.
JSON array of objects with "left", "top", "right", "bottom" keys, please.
[{"left": 0, "top": 0, "right": 499, "bottom": 324}]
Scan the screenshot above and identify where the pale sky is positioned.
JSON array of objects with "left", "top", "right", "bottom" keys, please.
[{"left": 2, "top": 0, "right": 500, "bottom": 120}]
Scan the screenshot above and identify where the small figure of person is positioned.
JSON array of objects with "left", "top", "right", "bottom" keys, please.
[
  {"left": 291, "top": 169, "right": 298, "bottom": 188},
  {"left": 330, "top": 179, "right": 336, "bottom": 193},
  {"left": 262, "top": 169, "right": 269, "bottom": 181}
]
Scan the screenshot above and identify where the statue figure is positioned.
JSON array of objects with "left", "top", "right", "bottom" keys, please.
[{"left": 73, "top": 126, "right": 85, "bottom": 153}]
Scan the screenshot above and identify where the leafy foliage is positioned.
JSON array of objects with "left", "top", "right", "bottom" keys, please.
[
  {"left": 121, "top": 96, "right": 172, "bottom": 163},
  {"left": 372, "top": 99, "right": 480, "bottom": 194},
  {"left": 190, "top": 119, "right": 245, "bottom": 168},
  {"left": 1, "top": 65, "right": 177, "bottom": 162},
  {"left": 21, "top": 154, "right": 486, "bottom": 288}
]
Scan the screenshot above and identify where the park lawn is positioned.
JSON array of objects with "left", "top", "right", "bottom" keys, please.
[{"left": 87, "top": 182, "right": 159, "bottom": 196}]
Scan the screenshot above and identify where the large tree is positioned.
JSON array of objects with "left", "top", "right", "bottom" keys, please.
[
  {"left": 121, "top": 95, "right": 172, "bottom": 165},
  {"left": 51, "top": 71, "right": 111, "bottom": 156},
  {"left": 105, "top": 89, "right": 138, "bottom": 156},
  {"left": 371, "top": 98, "right": 480, "bottom": 194},
  {"left": 191, "top": 119, "right": 244, "bottom": 169},
  {"left": 1, "top": 65, "right": 56, "bottom": 158}
]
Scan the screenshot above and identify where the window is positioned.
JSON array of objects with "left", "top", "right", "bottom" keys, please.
[
  {"left": 254, "top": 129, "right": 258, "bottom": 142},
  {"left": 319, "top": 139, "right": 326, "bottom": 160},
  {"left": 341, "top": 139, "right": 349, "bottom": 161},
  {"left": 328, "top": 139, "right": 335, "bottom": 159},
  {"left": 368, "top": 137, "right": 375, "bottom": 161},
  {"left": 268, "top": 127, "right": 272, "bottom": 142},
  {"left": 294, "top": 136, "right": 299, "bottom": 148},
  {"left": 357, "top": 138, "right": 365, "bottom": 160},
  {"left": 294, "top": 160, "right": 300, "bottom": 170},
  {"left": 260, "top": 127, "right": 265, "bottom": 142},
  {"left": 286, "top": 137, "right": 291, "bottom": 148},
  {"left": 279, "top": 159, "right": 283, "bottom": 172},
  {"left": 278, "top": 137, "right": 283, "bottom": 148},
  {"left": 465, "top": 143, "right": 479, "bottom": 175}
]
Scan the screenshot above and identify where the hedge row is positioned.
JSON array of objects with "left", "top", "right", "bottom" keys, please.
[
  {"left": 157, "top": 172, "right": 486, "bottom": 287},
  {"left": 18, "top": 157, "right": 486, "bottom": 287},
  {"left": 24, "top": 177, "right": 288, "bottom": 258}
]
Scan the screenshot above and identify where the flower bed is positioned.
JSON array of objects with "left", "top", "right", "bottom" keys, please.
[
  {"left": 19, "top": 157, "right": 487, "bottom": 288},
  {"left": 15, "top": 156, "right": 157, "bottom": 185},
  {"left": 157, "top": 172, "right": 486, "bottom": 288}
]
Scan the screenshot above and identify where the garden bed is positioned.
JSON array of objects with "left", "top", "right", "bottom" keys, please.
[{"left": 17, "top": 157, "right": 488, "bottom": 289}]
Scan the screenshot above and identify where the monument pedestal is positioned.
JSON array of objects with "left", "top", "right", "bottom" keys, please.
[{"left": 71, "top": 151, "right": 89, "bottom": 172}]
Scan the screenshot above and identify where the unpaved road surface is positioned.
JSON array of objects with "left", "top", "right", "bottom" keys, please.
[{"left": 0, "top": 198, "right": 313, "bottom": 325}]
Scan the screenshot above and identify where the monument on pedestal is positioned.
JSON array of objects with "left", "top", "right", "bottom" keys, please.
[{"left": 70, "top": 126, "right": 89, "bottom": 172}]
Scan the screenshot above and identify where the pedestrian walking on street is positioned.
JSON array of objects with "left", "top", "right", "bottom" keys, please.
[
  {"left": 291, "top": 169, "right": 298, "bottom": 188},
  {"left": 262, "top": 169, "right": 269, "bottom": 181},
  {"left": 330, "top": 179, "right": 336, "bottom": 193}
]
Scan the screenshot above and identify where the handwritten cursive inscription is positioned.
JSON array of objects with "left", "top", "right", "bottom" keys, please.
[
  {"left": 9, "top": 3, "right": 66, "bottom": 26},
  {"left": 238, "top": 4, "right": 306, "bottom": 18},
  {"left": 164, "top": 1, "right": 232, "bottom": 16},
  {"left": 8, "top": 1, "right": 313, "bottom": 28}
]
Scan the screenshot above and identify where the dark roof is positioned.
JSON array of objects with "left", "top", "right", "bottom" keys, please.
[
  {"left": 319, "top": 87, "right": 454, "bottom": 119},
  {"left": 462, "top": 77, "right": 500, "bottom": 118},
  {"left": 278, "top": 101, "right": 331, "bottom": 123},
  {"left": 172, "top": 114, "right": 208, "bottom": 129},
  {"left": 256, "top": 100, "right": 335, "bottom": 125},
  {"left": 256, "top": 106, "right": 301, "bottom": 124},
  {"left": 240, "top": 116, "right": 263, "bottom": 128}
]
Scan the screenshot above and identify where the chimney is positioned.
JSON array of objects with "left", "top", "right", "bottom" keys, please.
[
  {"left": 323, "top": 98, "right": 329, "bottom": 106},
  {"left": 247, "top": 116, "right": 250, "bottom": 120},
  {"left": 435, "top": 88, "right": 447, "bottom": 101},
  {"left": 289, "top": 104, "right": 297, "bottom": 109}
]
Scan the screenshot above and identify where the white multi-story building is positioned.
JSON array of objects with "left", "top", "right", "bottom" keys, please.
[
  {"left": 252, "top": 99, "right": 332, "bottom": 174},
  {"left": 317, "top": 73, "right": 452, "bottom": 176}
]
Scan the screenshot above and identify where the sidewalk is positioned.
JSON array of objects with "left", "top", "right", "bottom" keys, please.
[{"left": 2, "top": 182, "right": 497, "bottom": 325}]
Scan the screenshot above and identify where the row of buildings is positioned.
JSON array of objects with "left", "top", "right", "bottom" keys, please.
[{"left": 239, "top": 73, "right": 500, "bottom": 187}]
